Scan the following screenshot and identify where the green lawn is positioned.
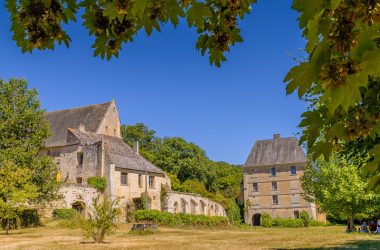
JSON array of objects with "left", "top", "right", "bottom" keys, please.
[{"left": 0, "top": 224, "right": 379, "bottom": 249}]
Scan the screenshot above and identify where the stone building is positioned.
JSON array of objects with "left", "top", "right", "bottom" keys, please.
[
  {"left": 243, "top": 134, "right": 325, "bottom": 225},
  {"left": 42, "top": 101, "right": 226, "bottom": 218}
]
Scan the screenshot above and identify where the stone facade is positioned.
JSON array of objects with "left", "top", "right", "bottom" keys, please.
[
  {"left": 243, "top": 134, "right": 325, "bottom": 225},
  {"left": 166, "top": 191, "right": 226, "bottom": 217},
  {"left": 43, "top": 101, "right": 226, "bottom": 219}
]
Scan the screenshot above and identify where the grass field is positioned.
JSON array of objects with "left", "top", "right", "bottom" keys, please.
[{"left": 0, "top": 224, "right": 379, "bottom": 250}]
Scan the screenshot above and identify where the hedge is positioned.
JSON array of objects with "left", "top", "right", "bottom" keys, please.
[
  {"left": 53, "top": 208, "right": 77, "bottom": 220},
  {"left": 261, "top": 213, "right": 327, "bottom": 228},
  {"left": 135, "top": 209, "right": 228, "bottom": 227},
  {"left": 87, "top": 176, "right": 107, "bottom": 192},
  {"left": 1, "top": 209, "right": 39, "bottom": 230}
]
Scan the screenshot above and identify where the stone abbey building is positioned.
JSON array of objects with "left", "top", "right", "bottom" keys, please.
[
  {"left": 42, "top": 101, "right": 226, "bottom": 219},
  {"left": 243, "top": 134, "right": 325, "bottom": 225}
]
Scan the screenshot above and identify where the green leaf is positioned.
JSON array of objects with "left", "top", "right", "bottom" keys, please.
[
  {"left": 187, "top": 2, "right": 211, "bottom": 29},
  {"left": 284, "top": 62, "right": 317, "bottom": 97},
  {"left": 103, "top": 3, "right": 119, "bottom": 21},
  {"left": 131, "top": 0, "right": 148, "bottom": 18},
  {"left": 306, "top": 10, "right": 323, "bottom": 53}
]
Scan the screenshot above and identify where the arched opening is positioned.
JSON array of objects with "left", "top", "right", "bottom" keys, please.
[
  {"left": 181, "top": 198, "right": 187, "bottom": 214},
  {"left": 215, "top": 204, "right": 219, "bottom": 216},
  {"left": 72, "top": 201, "right": 86, "bottom": 216},
  {"left": 294, "top": 210, "right": 300, "bottom": 219},
  {"left": 252, "top": 213, "right": 261, "bottom": 226},
  {"left": 174, "top": 201, "right": 179, "bottom": 213},
  {"left": 190, "top": 199, "right": 198, "bottom": 214},
  {"left": 200, "top": 201, "right": 206, "bottom": 215}
]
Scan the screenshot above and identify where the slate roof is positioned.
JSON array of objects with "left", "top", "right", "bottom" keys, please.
[
  {"left": 244, "top": 136, "right": 306, "bottom": 167},
  {"left": 68, "top": 129, "right": 164, "bottom": 175},
  {"left": 44, "top": 102, "right": 112, "bottom": 147}
]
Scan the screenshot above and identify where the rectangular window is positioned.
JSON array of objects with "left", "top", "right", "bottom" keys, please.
[
  {"left": 272, "top": 195, "right": 279, "bottom": 204},
  {"left": 252, "top": 183, "right": 258, "bottom": 192},
  {"left": 76, "top": 177, "right": 82, "bottom": 184},
  {"left": 272, "top": 181, "right": 277, "bottom": 190},
  {"left": 120, "top": 172, "right": 128, "bottom": 185},
  {"left": 271, "top": 167, "right": 276, "bottom": 176},
  {"left": 290, "top": 166, "right": 297, "bottom": 175},
  {"left": 77, "top": 152, "right": 83, "bottom": 166},
  {"left": 148, "top": 176, "right": 155, "bottom": 188},
  {"left": 138, "top": 174, "right": 143, "bottom": 187}
]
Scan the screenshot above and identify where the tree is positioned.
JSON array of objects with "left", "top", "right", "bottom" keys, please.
[
  {"left": 5, "top": 0, "right": 256, "bottom": 66},
  {"left": 285, "top": 1, "right": 380, "bottom": 188},
  {"left": 0, "top": 79, "right": 59, "bottom": 233},
  {"left": 81, "top": 196, "right": 121, "bottom": 243},
  {"left": 302, "top": 154, "right": 380, "bottom": 230}
]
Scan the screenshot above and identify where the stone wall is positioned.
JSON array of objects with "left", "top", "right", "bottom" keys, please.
[{"left": 166, "top": 191, "right": 226, "bottom": 217}]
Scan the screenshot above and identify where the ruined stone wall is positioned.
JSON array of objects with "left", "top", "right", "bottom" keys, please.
[{"left": 166, "top": 191, "right": 227, "bottom": 217}]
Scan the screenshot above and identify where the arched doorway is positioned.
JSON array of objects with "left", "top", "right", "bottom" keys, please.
[
  {"left": 293, "top": 210, "right": 300, "bottom": 219},
  {"left": 72, "top": 201, "right": 86, "bottom": 216},
  {"left": 252, "top": 213, "right": 261, "bottom": 226},
  {"left": 174, "top": 201, "right": 179, "bottom": 213},
  {"left": 190, "top": 199, "right": 198, "bottom": 214}
]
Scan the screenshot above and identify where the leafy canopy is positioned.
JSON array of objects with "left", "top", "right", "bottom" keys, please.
[
  {"left": 0, "top": 79, "right": 59, "bottom": 232},
  {"left": 285, "top": 0, "right": 380, "bottom": 188},
  {"left": 302, "top": 153, "right": 380, "bottom": 222},
  {"left": 5, "top": 0, "right": 256, "bottom": 66}
]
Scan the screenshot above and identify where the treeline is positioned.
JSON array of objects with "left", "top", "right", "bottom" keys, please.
[{"left": 121, "top": 123, "right": 243, "bottom": 223}]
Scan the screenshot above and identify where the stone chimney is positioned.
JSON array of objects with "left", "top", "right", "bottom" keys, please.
[
  {"left": 273, "top": 134, "right": 281, "bottom": 139},
  {"left": 133, "top": 141, "right": 139, "bottom": 154}
]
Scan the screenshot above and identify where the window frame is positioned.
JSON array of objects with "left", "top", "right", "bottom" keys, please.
[
  {"left": 252, "top": 182, "right": 258, "bottom": 192},
  {"left": 290, "top": 165, "right": 297, "bottom": 175},
  {"left": 271, "top": 181, "right": 277, "bottom": 191},
  {"left": 272, "top": 195, "right": 279, "bottom": 204},
  {"left": 120, "top": 172, "right": 128, "bottom": 186},
  {"left": 270, "top": 167, "right": 277, "bottom": 176},
  {"left": 148, "top": 175, "right": 155, "bottom": 188}
]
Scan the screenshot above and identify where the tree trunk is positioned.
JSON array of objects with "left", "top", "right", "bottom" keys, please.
[
  {"left": 6, "top": 218, "right": 10, "bottom": 235},
  {"left": 349, "top": 215, "right": 354, "bottom": 231}
]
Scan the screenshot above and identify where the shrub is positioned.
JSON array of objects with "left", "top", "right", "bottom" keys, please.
[
  {"left": 81, "top": 196, "right": 121, "bottom": 243},
  {"left": 300, "top": 211, "right": 311, "bottom": 227},
  {"left": 1, "top": 209, "right": 40, "bottom": 230},
  {"left": 87, "top": 177, "right": 107, "bottom": 192},
  {"left": 260, "top": 213, "right": 327, "bottom": 228},
  {"left": 53, "top": 209, "right": 77, "bottom": 220},
  {"left": 135, "top": 209, "right": 228, "bottom": 227},
  {"left": 56, "top": 213, "right": 84, "bottom": 229}
]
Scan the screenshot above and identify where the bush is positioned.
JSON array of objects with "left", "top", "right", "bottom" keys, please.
[
  {"left": 260, "top": 213, "right": 327, "bottom": 228},
  {"left": 300, "top": 211, "right": 311, "bottom": 227},
  {"left": 56, "top": 213, "right": 84, "bottom": 229},
  {"left": 135, "top": 209, "right": 228, "bottom": 227},
  {"left": 1, "top": 209, "right": 40, "bottom": 230},
  {"left": 53, "top": 209, "right": 77, "bottom": 220},
  {"left": 87, "top": 177, "right": 107, "bottom": 192}
]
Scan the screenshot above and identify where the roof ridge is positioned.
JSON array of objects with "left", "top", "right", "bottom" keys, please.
[
  {"left": 46, "top": 101, "right": 113, "bottom": 114},
  {"left": 255, "top": 136, "right": 297, "bottom": 142}
]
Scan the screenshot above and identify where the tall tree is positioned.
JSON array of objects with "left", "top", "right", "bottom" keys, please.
[
  {"left": 285, "top": 1, "right": 380, "bottom": 188},
  {"left": 0, "top": 79, "right": 59, "bottom": 233},
  {"left": 302, "top": 154, "right": 380, "bottom": 229}
]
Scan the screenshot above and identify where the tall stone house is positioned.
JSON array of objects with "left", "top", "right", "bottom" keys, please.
[
  {"left": 243, "top": 134, "right": 325, "bottom": 225},
  {"left": 42, "top": 101, "right": 226, "bottom": 218}
]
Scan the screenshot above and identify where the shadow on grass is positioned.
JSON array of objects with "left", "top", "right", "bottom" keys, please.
[
  {"left": 276, "top": 238, "right": 380, "bottom": 250},
  {"left": 0, "top": 232, "right": 23, "bottom": 235}
]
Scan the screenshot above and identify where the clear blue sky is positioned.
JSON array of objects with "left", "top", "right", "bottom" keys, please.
[{"left": 0, "top": 0, "right": 306, "bottom": 165}]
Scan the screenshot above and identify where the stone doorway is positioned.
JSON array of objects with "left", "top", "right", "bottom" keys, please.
[
  {"left": 252, "top": 213, "right": 261, "bottom": 226},
  {"left": 72, "top": 201, "right": 85, "bottom": 216}
]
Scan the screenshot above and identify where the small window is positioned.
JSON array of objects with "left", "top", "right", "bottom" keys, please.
[
  {"left": 271, "top": 181, "right": 277, "bottom": 190},
  {"left": 294, "top": 210, "right": 300, "bottom": 219},
  {"left": 148, "top": 176, "right": 155, "bottom": 188},
  {"left": 77, "top": 152, "right": 83, "bottom": 166},
  {"left": 271, "top": 167, "right": 277, "bottom": 176},
  {"left": 272, "top": 195, "right": 279, "bottom": 204},
  {"left": 252, "top": 183, "right": 258, "bottom": 192},
  {"left": 76, "top": 177, "right": 82, "bottom": 184},
  {"left": 138, "top": 174, "right": 143, "bottom": 187},
  {"left": 120, "top": 172, "right": 128, "bottom": 185},
  {"left": 290, "top": 166, "right": 297, "bottom": 175}
]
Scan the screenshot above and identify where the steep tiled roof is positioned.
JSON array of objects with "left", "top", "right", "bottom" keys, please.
[
  {"left": 69, "top": 129, "right": 164, "bottom": 175},
  {"left": 44, "top": 102, "right": 111, "bottom": 147},
  {"left": 244, "top": 136, "right": 306, "bottom": 167}
]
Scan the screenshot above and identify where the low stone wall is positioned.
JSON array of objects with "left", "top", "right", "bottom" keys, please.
[
  {"left": 166, "top": 191, "right": 226, "bottom": 217},
  {"left": 40, "top": 184, "right": 99, "bottom": 219}
]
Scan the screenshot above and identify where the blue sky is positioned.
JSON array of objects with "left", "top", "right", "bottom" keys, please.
[{"left": 0, "top": 0, "right": 306, "bottom": 165}]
